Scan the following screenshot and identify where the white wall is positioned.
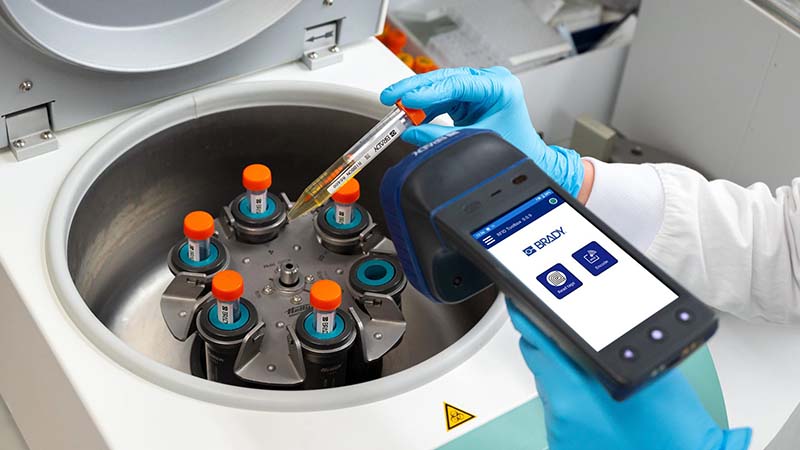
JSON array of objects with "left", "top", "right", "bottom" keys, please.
[
  {"left": 613, "top": 0, "right": 800, "bottom": 189},
  {"left": 518, "top": 45, "right": 628, "bottom": 146}
]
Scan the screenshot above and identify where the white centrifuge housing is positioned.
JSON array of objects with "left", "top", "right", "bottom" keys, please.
[{"left": 0, "top": 1, "right": 726, "bottom": 449}]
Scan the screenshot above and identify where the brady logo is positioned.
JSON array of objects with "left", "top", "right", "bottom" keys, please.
[
  {"left": 522, "top": 246, "right": 536, "bottom": 256},
  {"left": 533, "top": 227, "right": 566, "bottom": 250}
]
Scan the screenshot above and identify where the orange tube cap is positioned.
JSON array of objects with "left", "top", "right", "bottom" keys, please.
[
  {"left": 413, "top": 55, "right": 439, "bottom": 74},
  {"left": 332, "top": 178, "right": 360, "bottom": 204},
  {"left": 397, "top": 52, "right": 414, "bottom": 69},
  {"left": 243, "top": 164, "right": 272, "bottom": 191},
  {"left": 396, "top": 100, "right": 426, "bottom": 126},
  {"left": 384, "top": 28, "right": 407, "bottom": 54},
  {"left": 183, "top": 211, "right": 214, "bottom": 241},
  {"left": 212, "top": 270, "right": 244, "bottom": 302},
  {"left": 310, "top": 280, "right": 342, "bottom": 311}
]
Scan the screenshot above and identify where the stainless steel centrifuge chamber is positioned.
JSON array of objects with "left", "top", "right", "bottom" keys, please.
[{"left": 46, "top": 81, "right": 509, "bottom": 411}]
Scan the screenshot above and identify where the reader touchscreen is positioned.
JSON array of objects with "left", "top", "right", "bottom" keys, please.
[{"left": 472, "top": 189, "right": 677, "bottom": 351}]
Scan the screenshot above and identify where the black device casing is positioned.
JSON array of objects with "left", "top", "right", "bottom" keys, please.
[{"left": 381, "top": 130, "right": 718, "bottom": 400}]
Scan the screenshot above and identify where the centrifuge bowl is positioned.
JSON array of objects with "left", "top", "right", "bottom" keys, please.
[{"left": 47, "top": 81, "right": 506, "bottom": 411}]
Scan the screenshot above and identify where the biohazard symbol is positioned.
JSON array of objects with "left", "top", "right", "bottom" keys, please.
[{"left": 444, "top": 402, "right": 476, "bottom": 431}]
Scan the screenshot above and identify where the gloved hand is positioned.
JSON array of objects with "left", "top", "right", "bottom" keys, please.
[
  {"left": 506, "top": 300, "right": 752, "bottom": 450},
  {"left": 380, "top": 66, "right": 584, "bottom": 197}
]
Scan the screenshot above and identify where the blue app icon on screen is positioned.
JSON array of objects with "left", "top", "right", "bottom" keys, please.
[
  {"left": 536, "top": 263, "right": 582, "bottom": 299},
  {"left": 572, "top": 241, "right": 617, "bottom": 276}
]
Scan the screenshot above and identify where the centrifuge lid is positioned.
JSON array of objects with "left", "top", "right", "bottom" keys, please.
[{"left": 0, "top": 0, "right": 301, "bottom": 72}]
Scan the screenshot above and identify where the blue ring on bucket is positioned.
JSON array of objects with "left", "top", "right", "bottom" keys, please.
[
  {"left": 303, "top": 312, "right": 344, "bottom": 339},
  {"left": 179, "top": 243, "right": 219, "bottom": 267},
  {"left": 239, "top": 196, "right": 276, "bottom": 219},
  {"left": 208, "top": 303, "right": 250, "bottom": 331},
  {"left": 356, "top": 259, "right": 396, "bottom": 287},
  {"left": 324, "top": 207, "right": 363, "bottom": 230}
]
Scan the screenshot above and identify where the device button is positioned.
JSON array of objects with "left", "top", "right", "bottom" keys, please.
[
  {"left": 676, "top": 309, "right": 693, "bottom": 323},
  {"left": 571, "top": 241, "right": 618, "bottom": 276},
  {"left": 620, "top": 347, "right": 637, "bottom": 361},
  {"left": 536, "top": 263, "right": 583, "bottom": 299},
  {"left": 649, "top": 328, "right": 666, "bottom": 342}
]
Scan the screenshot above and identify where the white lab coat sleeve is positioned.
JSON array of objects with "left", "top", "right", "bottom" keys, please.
[
  {"left": 583, "top": 158, "right": 665, "bottom": 253},
  {"left": 586, "top": 159, "right": 800, "bottom": 324}
]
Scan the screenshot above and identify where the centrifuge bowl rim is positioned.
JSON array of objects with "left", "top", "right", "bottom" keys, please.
[{"left": 46, "top": 80, "right": 508, "bottom": 412}]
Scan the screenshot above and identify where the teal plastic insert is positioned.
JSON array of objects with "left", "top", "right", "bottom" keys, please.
[
  {"left": 356, "top": 259, "right": 396, "bottom": 287},
  {"left": 179, "top": 242, "right": 219, "bottom": 267}
]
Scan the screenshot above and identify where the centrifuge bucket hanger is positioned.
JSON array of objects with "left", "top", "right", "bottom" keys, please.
[{"left": 160, "top": 185, "right": 408, "bottom": 389}]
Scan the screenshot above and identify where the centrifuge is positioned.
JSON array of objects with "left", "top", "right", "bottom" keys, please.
[{"left": 0, "top": 2, "right": 726, "bottom": 449}]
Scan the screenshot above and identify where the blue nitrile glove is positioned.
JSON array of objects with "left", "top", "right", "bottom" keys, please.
[
  {"left": 380, "top": 66, "right": 584, "bottom": 197},
  {"left": 506, "top": 300, "right": 751, "bottom": 450}
]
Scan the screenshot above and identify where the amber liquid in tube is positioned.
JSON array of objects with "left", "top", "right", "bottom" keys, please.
[{"left": 288, "top": 106, "right": 412, "bottom": 221}]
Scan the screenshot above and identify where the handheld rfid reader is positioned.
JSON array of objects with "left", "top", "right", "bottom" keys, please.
[{"left": 380, "top": 130, "right": 718, "bottom": 400}]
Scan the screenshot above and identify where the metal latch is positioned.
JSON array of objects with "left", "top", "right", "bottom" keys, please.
[
  {"left": 161, "top": 272, "right": 210, "bottom": 341},
  {"left": 302, "top": 20, "right": 343, "bottom": 70},
  {"left": 5, "top": 104, "right": 58, "bottom": 161}
]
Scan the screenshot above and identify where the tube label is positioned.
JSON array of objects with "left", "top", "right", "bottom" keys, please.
[
  {"left": 250, "top": 191, "right": 267, "bottom": 214},
  {"left": 188, "top": 239, "right": 209, "bottom": 262},
  {"left": 327, "top": 125, "right": 402, "bottom": 194},
  {"left": 335, "top": 204, "right": 353, "bottom": 224},
  {"left": 315, "top": 310, "right": 336, "bottom": 334},
  {"left": 217, "top": 300, "right": 240, "bottom": 325}
]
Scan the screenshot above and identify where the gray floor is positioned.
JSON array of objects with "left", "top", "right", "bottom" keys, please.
[{"left": 0, "top": 397, "right": 28, "bottom": 450}]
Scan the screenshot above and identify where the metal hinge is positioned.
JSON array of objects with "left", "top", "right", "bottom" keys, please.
[
  {"left": 5, "top": 104, "right": 58, "bottom": 161},
  {"left": 302, "top": 20, "right": 343, "bottom": 70}
]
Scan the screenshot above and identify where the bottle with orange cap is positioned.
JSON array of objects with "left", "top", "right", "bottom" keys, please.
[
  {"left": 313, "top": 177, "right": 372, "bottom": 254},
  {"left": 212, "top": 269, "right": 243, "bottom": 325},
  {"left": 184, "top": 211, "right": 215, "bottom": 262},
  {"left": 196, "top": 269, "right": 259, "bottom": 385},
  {"left": 242, "top": 163, "right": 272, "bottom": 216},
  {"left": 332, "top": 178, "right": 360, "bottom": 225},
  {"left": 228, "top": 163, "right": 287, "bottom": 243},
  {"left": 295, "top": 279, "right": 357, "bottom": 389},
  {"left": 310, "top": 279, "right": 341, "bottom": 335},
  {"left": 168, "top": 210, "right": 228, "bottom": 276}
]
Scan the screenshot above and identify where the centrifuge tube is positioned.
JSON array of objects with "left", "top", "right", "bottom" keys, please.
[
  {"left": 310, "top": 280, "right": 342, "bottom": 334},
  {"left": 242, "top": 164, "right": 272, "bottom": 215},
  {"left": 183, "top": 211, "right": 215, "bottom": 262},
  {"left": 212, "top": 270, "right": 244, "bottom": 325},
  {"left": 332, "top": 178, "right": 360, "bottom": 225},
  {"left": 288, "top": 101, "right": 426, "bottom": 221}
]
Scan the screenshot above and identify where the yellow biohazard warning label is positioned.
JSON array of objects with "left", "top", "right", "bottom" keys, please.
[{"left": 444, "top": 402, "right": 476, "bottom": 431}]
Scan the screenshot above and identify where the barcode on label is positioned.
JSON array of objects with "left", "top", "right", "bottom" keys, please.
[{"left": 326, "top": 126, "right": 402, "bottom": 194}]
